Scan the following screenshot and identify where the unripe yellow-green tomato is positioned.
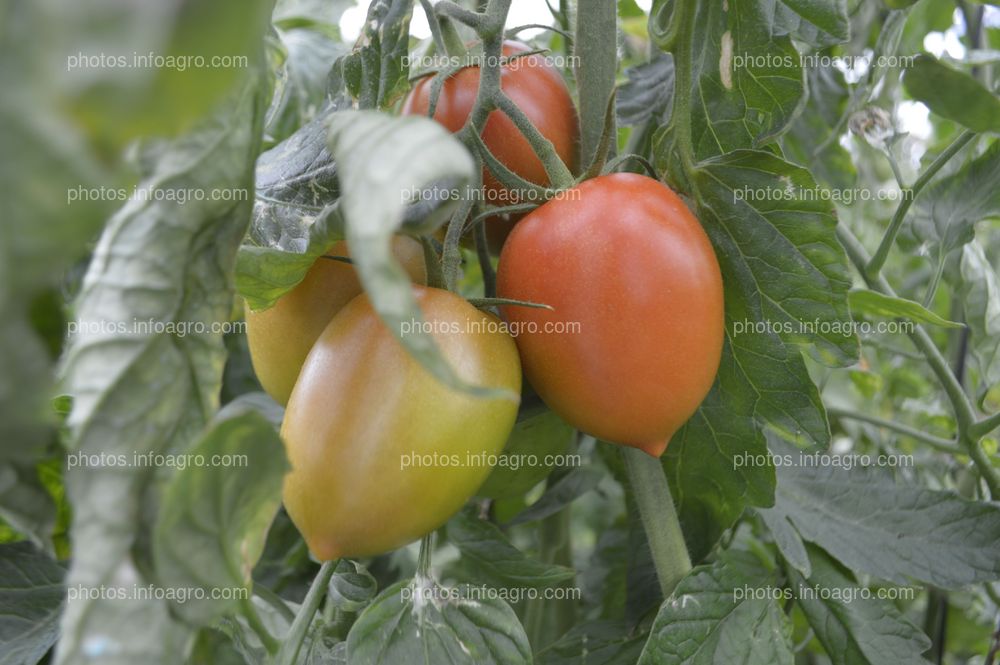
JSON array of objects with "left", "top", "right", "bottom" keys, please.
[
  {"left": 244, "top": 237, "right": 425, "bottom": 405},
  {"left": 280, "top": 286, "right": 521, "bottom": 560}
]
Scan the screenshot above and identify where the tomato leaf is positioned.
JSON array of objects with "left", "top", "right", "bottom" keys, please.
[
  {"left": 903, "top": 55, "right": 1000, "bottom": 133},
  {"left": 346, "top": 577, "right": 532, "bottom": 665},
  {"left": 759, "top": 439, "right": 1000, "bottom": 588},
  {"left": 848, "top": 289, "right": 963, "bottom": 328},
  {"left": 238, "top": 109, "right": 345, "bottom": 311},
  {"left": 911, "top": 140, "right": 1000, "bottom": 256},
  {"left": 447, "top": 510, "right": 576, "bottom": 589},
  {"left": 664, "top": 149, "right": 857, "bottom": 559},
  {"left": 537, "top": 620, "right": 645, "bottom": 665},
  {"left": 959, "top": 242, "right": 1000, "bottom": 404},
  {"left": 653, "top": 0, "right": 805, "bottom": 170},
  {"left": 477, "top": 411, "right": 574, "bottom": 500},
  {"left": 153, "top": 407, "right": 287, "bottom": 626},
  {"left": 0, "top": 542, "right": 65, "bottom": 665},
  {"left": 505, "top": 467, "right": 604, "bottom": 526},
  {"left": 637, "top": 549, "right": 795, "bottom": 664},
  {"left": 787, "top": 544, "right": 933, "bottom": 665},
  {"left": 56, "top": 57, "right": 269, "bottom": 665}
]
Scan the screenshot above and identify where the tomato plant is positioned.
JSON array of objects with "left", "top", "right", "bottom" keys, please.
[
  {"left": 7, "top": 1, "right": 1000, "bottom": 664},
  {"left": 497, "top": 173, "right": 724, "bottom": 457}
]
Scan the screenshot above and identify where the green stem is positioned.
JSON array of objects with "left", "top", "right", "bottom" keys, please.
[
  {"left": 434, "top": 1, "right": 485, "bottom": 31},
  {"left": 972, "top": 412, "right": 1000, "bottom": 439},
  {"left": 866, "top": 131, "right": 975, "bottom": 279},
  {"left": 473, "top": 221, "right": 497, "bottom": 297},
  {"left": 838, "top": 225, "right": 1000, "bottom": 499},
  {"left": 240, "top": 597, "right": 279, "bottom": 655},
  {"left": 438, "top": 18, "right": 467, "bottom": 58},
  {"left": 419, "top": 0, "right": 448, "bottom": 55},
  {"left": 622, "top": 447, "right": 692, "bottom": 597},
  {"left": 420, "top": 236, "right": 446, "bottom": 289},
  {"left": 667, "top": 0, "right": 697, "bottom": 178},
  {"left": 573, "top": 0, "right": 618, "bottom": 170},
  {"left": 826, "top": 406, "right": 958, "bottom": 453},
  {"left": 274, "top": 561, "right": 337, "bottom": 665},
  {"left": 493, "top": 92, "right": 574, "bottom": 189}
]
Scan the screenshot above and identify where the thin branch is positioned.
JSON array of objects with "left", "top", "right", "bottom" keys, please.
[{"left": 826, "top": 406, "right": 958, "bottom": 453}]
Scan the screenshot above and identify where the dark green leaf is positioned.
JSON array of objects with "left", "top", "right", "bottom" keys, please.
[
  {"left": 537, "top": 620, "right": 645, "bottom": 665},
  {"left": 903, "top": 55, "right": 1000, "bottom": 132},
  {"left": 787, "top": 545, "right": 932, "bottom": 665},
  {"left": 0, "top": 542, "right": 65, "bottom": 665},
  {"left": 477, "top": 410, "right": 574, "bottom": 500},
  {"left": 448, "top": 510, "right": 576, "bottom": 589},
  {"left": 617, "top": 54, "right": 674, "bottom": 128},
  {"left": 638, "top": 549, "right": 794, "bottom": 664},
  {"left": 506, "top": 467, "right": 603, "bottom": 526}
]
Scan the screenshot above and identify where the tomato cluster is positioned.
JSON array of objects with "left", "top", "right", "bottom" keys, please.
[{"left": 248, "top": 41, "right": 724, "bottom": 561}]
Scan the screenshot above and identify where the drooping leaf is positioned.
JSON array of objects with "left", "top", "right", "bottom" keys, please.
[
  {"left": 327, "top": 111, "right": 506, "bottom": 398},
  {"left": 617, "top": 53, "right": 674, "bottom": 127},
  {"left": 346, "top": 577, "right": 532, "bottom": 665},
  {"left": 56, "top": 53, "right": 269, "bottom": 665},
  {"left": 638, "top": 549, "right": 795, "bottom": 664},
  {"left": 153, "top": 408, "right": 287, "bottom": 625}
]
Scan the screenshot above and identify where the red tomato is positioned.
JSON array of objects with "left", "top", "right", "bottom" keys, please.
[
  {"left": 402, "top": 41, "right": 579, "bottom": 247},
  {"left": 496, "top": 173, "right": 725, "bottom": 457}
]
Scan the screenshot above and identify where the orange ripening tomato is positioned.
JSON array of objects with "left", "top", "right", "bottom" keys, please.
[
  {"left": 402, "top": 41, "right": 579, "bottom": 248},
  {"left": 496, "top": 173, "right": 725, "bottom": 457},
  {"left": 281, "top": 287, "right": 521, "bottom": 559}
]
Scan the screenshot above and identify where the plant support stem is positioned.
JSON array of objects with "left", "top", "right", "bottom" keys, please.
[
  {"left": 274, "top": 560, "right": 336, "bottom": 665},
  {"left": 622, "top": 447, "right": 692, "bottom": 597}
]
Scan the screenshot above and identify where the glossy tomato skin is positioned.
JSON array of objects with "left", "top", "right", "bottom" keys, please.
[
  {"left": 281, "top": 287, "right": 521, "bottom": 560},
  {"left": 496, "top": 174, "right": 724, "bottom": 457},
  {"left": 245, "top": 238, "right": 425, "bottom": 406},
  {"left": 402, "top": 42, "right": 579, "bottom": 245}
]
